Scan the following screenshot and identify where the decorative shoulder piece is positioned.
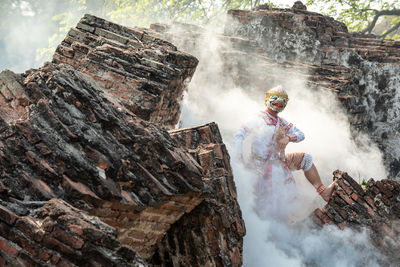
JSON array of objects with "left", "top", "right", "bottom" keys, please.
[{"left": 260, "top": 111, "right": 277, "bottom": 125}]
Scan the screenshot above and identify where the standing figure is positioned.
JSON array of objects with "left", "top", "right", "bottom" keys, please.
[{"left": 233, "top": 85, "right": 336, "bottom": 219}]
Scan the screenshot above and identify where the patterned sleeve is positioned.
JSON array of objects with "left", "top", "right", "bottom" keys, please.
[
  {"left": 282, "top": 118, "right": 305, "bottom": 143},
  {"left": 233, "top": 117, "right": 257, "bottom": 156}
]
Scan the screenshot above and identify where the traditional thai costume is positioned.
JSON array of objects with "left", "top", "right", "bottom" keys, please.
[{"left": 233, "top": 86, "right": 313, "bottom": 219}]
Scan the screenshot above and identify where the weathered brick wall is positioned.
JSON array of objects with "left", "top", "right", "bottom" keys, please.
[
  {"left": 150, "top": 2, "right": 400, "bottom": 179},
  {"left": 53, "top": 14, "right": 198, "bottom": 128},
  {"left": 149, "top": 123, "right": 245, "bottom": 267},
  {"left": 0, "top": 61, "right": 208, "bottom": 262},
  {"left": 223, "top": 4, "right": 400, "bottom": 179},
  {"left": 0, "top": 199, "right": 147, "bottom": 266},
  {"left": 312, "top": 170, "right": 400, "bottom": 263}
]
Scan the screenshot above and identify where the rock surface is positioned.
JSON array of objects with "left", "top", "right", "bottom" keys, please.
[
  {"left": 313, "top": 170, "right": 400, "bottom": 264},
  {"left": 0, "top": 15, "right": 244, "bottom": 266}
]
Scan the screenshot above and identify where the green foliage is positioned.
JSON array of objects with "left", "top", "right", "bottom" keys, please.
[
  {"left": 105, "top": 0, "right": 268, "bottom": 26},
  {"left": 34, "top": 0, "right": 283, "bottom": 62},
  {"left": 361, "top": 179, "right": 367, "bottom": 191},
  {"left": 306, "top": 0, "right": 400, "bottom": 39},
  {"left": 35, "top": 33, "right": 63, "bottom": 62},
  {"left": 34, "top": 0, "right": 95, "bottom": 62}
]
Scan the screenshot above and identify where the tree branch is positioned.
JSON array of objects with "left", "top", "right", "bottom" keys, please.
[
  {"left": 361, "top": 9, "right": 400, "bottom": 34},
  {"left": 380, "top": 21, "right": 400, "bottom": 39}
]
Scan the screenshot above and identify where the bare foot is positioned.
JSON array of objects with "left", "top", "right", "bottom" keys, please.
[{"left": 320, "top": 180, "right": 337, "bottom": 202}]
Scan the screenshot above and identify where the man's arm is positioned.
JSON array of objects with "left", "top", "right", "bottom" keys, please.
[
  {"left": 284, "top": 122, "right": 305, "bottom": 143},
  {"left": 233, "top": 126, "right": 250, "bottom": 161}
]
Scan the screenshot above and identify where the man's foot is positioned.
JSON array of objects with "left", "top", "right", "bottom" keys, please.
[{"left": 319, "top": 180, "right": 337, "bottom": 202}]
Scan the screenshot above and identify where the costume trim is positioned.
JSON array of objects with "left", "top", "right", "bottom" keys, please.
[
  {"left": 260, "top": 111, "right": 277, "bottom": 126},
  {"left": 316, "top": 184, "right": 326, "bottom": 195},
  {"left": 297, "top": 153, "right": 306, "bottom": 170},
  {"left": 286, "top": 134, "right": 297, "bottom": 142},
  {"left": 285, "top": 123, "right": 293, "bottom": 132},
  {"left": 300, "top": 153, "right": 313, "bottom": 171}
]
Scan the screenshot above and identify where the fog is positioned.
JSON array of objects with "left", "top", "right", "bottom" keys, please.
[{"left": 177, "top": 25, "right": 387, "bottom": 266}]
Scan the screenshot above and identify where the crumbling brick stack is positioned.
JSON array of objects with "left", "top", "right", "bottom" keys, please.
[
  {"left": 0, "top": 15, "right": 244, "bottom": 266},
  {"left": 53, "top": 14, "right": 198, "bottom": 128},
  {"left": 149, "top": 123, "right": 245, "bottom": 266},
  {"left": 313, "top": 170, "right": 400, "bottom": 262},
  {"left": 0, "top": 62, "right": 205, "bottom": 265},
  {"left": 0, "top": 199, "right": 147, "bottom": 266}
]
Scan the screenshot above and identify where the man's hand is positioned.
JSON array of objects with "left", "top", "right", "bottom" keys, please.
[{"left": 277, "top": 135, "right": 290, "bottom": 152}]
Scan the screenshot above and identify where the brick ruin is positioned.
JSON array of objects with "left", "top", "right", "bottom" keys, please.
[
  {"left": 151, "top": 1, "right": 400, "bottom": 179},
  {"left": 313, "top": 170, "right": 400, "bottom": 264},
  {"left": 1, "top": 1, "right": 400, "bottom": 266},
  {"left": 0, "top": 14, "right": 244, "bottom": 266}
]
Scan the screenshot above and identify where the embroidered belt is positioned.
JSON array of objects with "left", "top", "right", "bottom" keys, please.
[
  {"left": 251, "top": 153, "right": 281, "bottom": 164},
  {"left": 251, "top": 153, "right": 267, "bottom": 162}
]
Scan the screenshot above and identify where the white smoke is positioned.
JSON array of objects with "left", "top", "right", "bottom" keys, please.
[{"left": 178, "top": 25, "right": 387, "bottom": 266}]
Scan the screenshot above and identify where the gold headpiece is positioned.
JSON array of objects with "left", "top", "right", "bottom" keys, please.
[{"left": 264, "top": 85, "right": 289, "bottom": 105}]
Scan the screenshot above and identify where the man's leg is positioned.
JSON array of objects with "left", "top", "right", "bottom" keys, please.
[
  {"left": 285, "top": 153, "right": 336, "bottom": 202},
  {"left": 304, "top": 164, "right": 336, "bottom": 202}
]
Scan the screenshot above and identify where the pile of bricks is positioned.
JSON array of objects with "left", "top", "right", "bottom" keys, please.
[
  {"left": 313, "top": 170, "right": 400, "bottom": 263},
  {"left": 150, "top": 123, "right": 245, "bottom": 266},
  {"left": 0, "top": 199, "right": 147, "bottom": 266}
]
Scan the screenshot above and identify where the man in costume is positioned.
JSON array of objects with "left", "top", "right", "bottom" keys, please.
[{"left": 234, "top": 85, "right": 336, "bottom": 219}]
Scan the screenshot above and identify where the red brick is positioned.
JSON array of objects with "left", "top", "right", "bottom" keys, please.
[
  {"left": 382, "top": 223, "right": 396, "bottom": 239},
  {"left": 15, "top": 217, "right": 44, "bottom": 242},
  {"left": 51, "top": 226, "right": 84, "bottom": 249},
  {"left": 62, "top": 176, "right": 100, "bottom": 199},
  {"left": 321, "top": 213, "right": 334, "bottom": 225},
  {"left": 378, "top": 237, "right": 388, "bottom": 248},
  {"left": 312, "top": 212, "right": 324, "bottom": 227},
  {"left": 0, "top": 255, "right": 5, "bottom": 266},
  {"left": 337, "top": 222, "right": 346, "bottom": 230},
  {"left": 51, "top": 254, "right": 60, "bottom": 264},
  {"left": 35, "top": 142, "right": 52, "bottom": 155},
  {"left": 43, "top": 235, "right": 75, "bottom": 255},
  {"left": 0, "top": 238, "right": 18, "bottom": 257},
  {"left": 336, "top": 190, "right": 354, "bottom": 205},
  {"left": 337, "top": 179, "right": 353, "bottom": 196},
  {"left": 67, "top": 224, "right": 83, "bottom": 236},
  {"left": 0, "top": 205, "right": 17, "bottom": 225},
  {"left": 364, "top": 195, "right": 377, "bottom": 210},
  {"left": 361, "top": 202, "right": 375, "bottom": 217},
  {"left": 350, "top": 193, "right": 358, "bottom": 201}
]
